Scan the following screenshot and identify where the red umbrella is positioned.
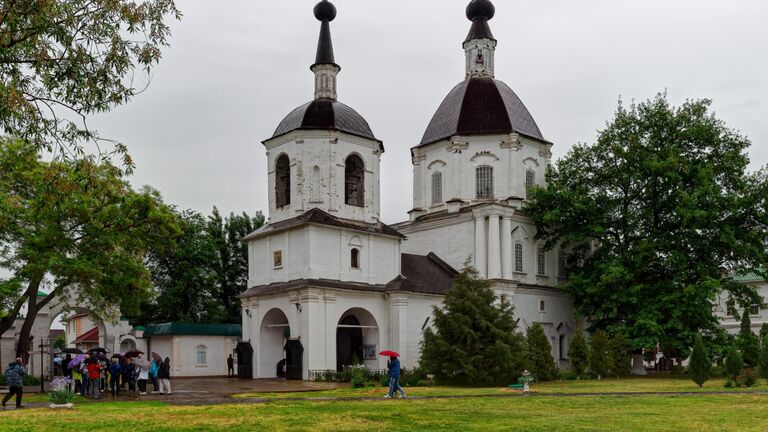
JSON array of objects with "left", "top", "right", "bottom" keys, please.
[{"left": 379, "top": 350, "right": 400, "bottom": 357}]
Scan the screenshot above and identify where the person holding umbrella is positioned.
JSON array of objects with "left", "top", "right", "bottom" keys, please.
[
  {"left": 134, "top": 354, "right": 150, "bottom": 395},
  {"left": 381, "top": 351, "right": 406, "bottom": 399},
  {"left": 109, "top": 358, "right": 123, "bottom": 395},
  {"left": 86, "top": 357, "right": 101, "bottom": 400}
]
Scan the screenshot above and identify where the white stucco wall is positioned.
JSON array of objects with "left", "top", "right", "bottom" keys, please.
[
  {"left": 715, "top": 279, "right": 768, "bottom": 334},
  {"left": 247, "top": 224, "right": 401, "bottom": 288}
]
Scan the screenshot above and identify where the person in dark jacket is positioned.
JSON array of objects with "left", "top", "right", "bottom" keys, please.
[
  {"left": 2, "top": 358, "right": 26, "bottom": 409},
  {"left": 109, "top": 359, "right": 122, "bottom": 395},
  {"left": 124, "top": 360, "right": 136, "bottom": 392},
  {"left": 227, "top": 354, "right": 235, "bottom": 377},
  {"left": 385, "top": 356, "right": 406, "bottom": 399},
  {"left": 158, "top": 357, "right": 172, "bottom": 395}
]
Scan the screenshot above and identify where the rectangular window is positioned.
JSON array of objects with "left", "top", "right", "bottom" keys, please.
[
  {"left": 515, "top": 243, "right": 524, "bottom": 273},
  {"left": 559, "top": 335, "right": 568, "bottom": 360},
  {"left": 476, "top": 166, "right": 494, "bottom": 199},
  {"left": 196, "top": 347, "right": 207, "bottom": 365},
  {"left": 273, "top": 250, "right": 283, "bottom": 269},
  {"left": 539, "top": 299, "right": 546, "bottom": 312},
  {"left": 750, "top": 298, "right": 763, "bottom": 315},
  {"left": 526, "top": 170, "right": 536, "bottom": 195},
  {"left": 537, "top": 247, "right": 546, "bottom": 275},
  {"left": 431, "top": 172, "right": 443, "bottom": 205}
]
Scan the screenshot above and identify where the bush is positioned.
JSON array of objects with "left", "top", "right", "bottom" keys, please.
[
  {"left": 710, "top": 365, "right": 725, "bottom": 378},
  {"left": 759, "top": 331, "right": 768, "bottom": 383},
  {"left": 725, "top": 344, "right": 743, "bottom": 381},
  {"left": 589, "top": 330, "right": 611, "bottom": 379},
  {"left": 0, "top": 374, "right": 40, "bottom": 386},
  {"left": 741, "top": 369, "right": 757, "bottom": 387},
  {"left": 739, "top": 309, "right": 760, "bottom": 367},
  {"left": 400, "top": 367, "right": 429, "bottom": 387},
  {"left": 526, "top": 323, "right": 557, "bottom": 381},
  {"left": 689, "top": 334, "right": 711, "bottom": 388},
  {"left": 609, "top": 333, "right": 630, "bottom": 377},
  {"left": 724, "top": 378, "right": 736, "bottom": 389},
  {"left": 557, "top": 370, "right": 579, "bottom": 381},
  {"left": 568, "top": 330, "right": 589, "bottom": 378}
]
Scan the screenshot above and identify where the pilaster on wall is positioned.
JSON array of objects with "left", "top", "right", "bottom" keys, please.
[{"left": 389, "top": 294, "right": 409, "bottom": 365}]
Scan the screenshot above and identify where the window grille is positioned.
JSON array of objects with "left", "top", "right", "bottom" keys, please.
[
  {"left": 345, "top": 155, "right": 365, "bottom": 207},
  {"left": 537, "top": 247, "right": 546, "bottom": 275},
  {"left": 196, "top": 345, "right": 207, "bottom": 365},
  {"left": 431, "top": 172, "right": 443, "bottom": 204},
  {"left": 476, "top": 166, "right": 494, "bottom": 199},
  {"left": 526, "top": 169, "right": 536, "bottom": 195},
  {"left": 515, "top": 243, "right": 524, "bottom": 273},
  {"left": 275, "top": 155, "right": 291, "bottom": 208}
]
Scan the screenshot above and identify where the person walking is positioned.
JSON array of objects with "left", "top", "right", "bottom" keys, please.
[
  {"left": 2, "top": 358, "right": 26, "bottom": 409},
  {"left": 124, "top": 359, "right": 136, "bottom": 392},
  {"left": 109, "top": 359, "right": 122, "bottom": 395},
  {"left": 158, "top": 357, "right": 172, "bottom": 395},
  {"left": 227, "top": 354, "right": 235, "bottom": 377},
  {"left": 385, "top": 356, "right": 406, "bottom": 399},
  {"left": 72, "top": 364, "right": 82, "bottom": 395},
  {"left": 87, "top": 359, "right": 101, "bottom": 400}
]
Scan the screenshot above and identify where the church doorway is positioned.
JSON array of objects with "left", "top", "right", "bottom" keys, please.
[
  {"left": 336, "top": 308, "right": 379, "bottom": 371},
  {"left": 259, "top": 308, "right": 291, "bottom": 378}
]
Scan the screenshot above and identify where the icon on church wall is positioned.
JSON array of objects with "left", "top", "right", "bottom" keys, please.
[
  {"left": 273, "top": 250, "right": 283, "bottom": 268},
  {"left": 363, "top": 344, "right": 377, "bottom": 360}
]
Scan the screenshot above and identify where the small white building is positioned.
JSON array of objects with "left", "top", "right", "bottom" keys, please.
[
  {"left": 715, "top": 271, "right": 768, "bottom": 335},
  {"left": 240, "top": 0, "right": 578, "bottom": 380},
  {"left": 144, "top": 323, "right": 241, "bottom": 378}
]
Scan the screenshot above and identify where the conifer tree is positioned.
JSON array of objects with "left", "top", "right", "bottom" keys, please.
[
  {"left": 589, "top": 330, "right": 611, "bottom": 379},
  {"left": 526, "top": 323, "right": 557, "bottom": 381},
  {"left": 725, "top": 344, "right": 743, "bottom": 382},
  {"left": 758, "top": 332, "right": 768, "bottom": 383},
  {"left": 738, "top": 309, "right": 760, "bottom": 367},
  {"left": 609, "top": 333, "right": 631, "bottom": 377},
  {"left": 689, "top": 334, "right": 711, "bottom": 388},
  {"left": 568, "top": 329, "right": 590, "bottom": 378},
  {"left": 420, "top": 265, "right": 526, "bottom": 386}
]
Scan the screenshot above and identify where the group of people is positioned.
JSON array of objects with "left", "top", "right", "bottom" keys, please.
[{"left": 61, "top": 353, "right": 172, "bottom": 399}]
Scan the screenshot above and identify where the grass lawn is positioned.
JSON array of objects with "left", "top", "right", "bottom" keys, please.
[
  {"left": 2, "top": 394, "right": 768, "bottom": 431},
  {"left": 234, "top": 376, "right": 768, "bottom": 399}
]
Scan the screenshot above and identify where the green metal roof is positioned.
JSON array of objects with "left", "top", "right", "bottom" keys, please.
[
  {"left": 133, "top": 325, "right": 146, "bottom": 331},
  {"left": 733, "top": 269, "right": 765, "bottom": 283},
  {"left": 37, "top": 291, "right": 48, "bottom": 297},
  {"left": 143, "top": 323, "right": 241, "bottom": 337}
]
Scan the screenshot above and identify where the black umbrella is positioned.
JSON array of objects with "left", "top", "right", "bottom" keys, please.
[
  {"left": 87, "top": 348, "right": 108, "bottom": 356},
  {"left": 61, "top": 348, "right": 84, "bottom": 354},
  {"left": 124, "top": 350, "right": 144, "bottom": 359},
  {"left": 111, "top": 354, "right": 124, "bottom": 360}
]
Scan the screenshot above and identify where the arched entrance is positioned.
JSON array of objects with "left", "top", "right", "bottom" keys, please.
[
  {"left": 336, "top": 308, "right": 379, "bottom": 371},
  {"left": 259, "top": 308, "right": 291, "bottom": 378}
]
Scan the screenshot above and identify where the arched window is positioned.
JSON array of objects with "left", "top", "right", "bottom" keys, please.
[
  {"left": 431, "top": 172, "right": 443, "bottom": 205},
  {"left": 514, "top": 242, "right": 524, "bottom": 273},
  {"left": 196, "top": 345, "right": 207, "bottom": 365},
  {"left": 351, "top": 248, "right": 360, "bottom": 269},
  {"left": 537, "top": 246, "right": 546, "bottom": 275},
  {"left": 275, "top": 154, "right": 291, "bottom": 208},
  {"left": 526, "top": 169, "right": 536, "bottom": 194},
  {"left": 476, "top": 166, "right": 494, "bottom": 199},
  {"left": 345, "top": 154, "right": 365, "bottom": 207}
]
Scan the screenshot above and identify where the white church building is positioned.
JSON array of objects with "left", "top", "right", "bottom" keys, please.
[{"left": 240, "top": 0, "right": 577, "bottom": 380}]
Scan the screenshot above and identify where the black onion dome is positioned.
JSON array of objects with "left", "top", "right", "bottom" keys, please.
[
  {"left": 272, "top": 99, "right": 379, "bottom": 142},
  {"left": 466, "top": 0, "right": 495, "bottom": 21},
  {"left": 314, "top": 0, "right": 336, "bottom": 22},
  {"left": 464, "top": 0, "right": 495, "bottom": 42},
  {"left": 419, "top": 77, "right": 547, "bottom": 146}
]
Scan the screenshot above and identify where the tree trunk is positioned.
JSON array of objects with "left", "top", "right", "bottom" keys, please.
[{"left": 631, "top": 353, "right": 648, "bottom": 375}]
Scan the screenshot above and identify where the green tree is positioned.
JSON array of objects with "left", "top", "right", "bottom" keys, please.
[
  {"left": 609, "top": 333, "right": 630, "bottom": 377},
  {"left": 0, "top": 138, "right": 179, "bottom": 358},
  {"left": 526, "top": 323, "right": 557, "bottom": 381},
  {"left": 53, "top": 335, "right": 66, "bottom": 351},
  {"left": 758, "top": 332, "right": 768, "bottom": 383},
  {"left": 760, "top": 323, "right": 768, "bottom": 341},
  {"left": 568, "top": 329, "right": 590, "bottom": 378},
  {"left": 689, "top": 334, "right": 711, "bottom": 388},
  {"left": 738, "top": 309, "right": 760, "bottom": 367},
  {"left": 526, "top": 94, "right": 768, "bottom": 354},
  {"left": 589, "top": 330, "right": 611, "bottom": 379},
  {"left": 724, "top": 344, "right": 743, "bottom": 382},
  {"left": 420, "top": 264, "right": 526, "bottom": 386},
  {"left": 206, "top": 207, "right": 265, "bottom": 323},
  {"left": 0, "top": 0, "right": 181, "bottom": 166}
]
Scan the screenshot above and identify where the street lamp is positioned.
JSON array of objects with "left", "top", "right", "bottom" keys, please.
[{"left": 38, "top": 337, "right": 48, "bottom": 393}]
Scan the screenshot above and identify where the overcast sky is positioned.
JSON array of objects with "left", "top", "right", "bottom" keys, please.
[{"left": 88, "top": 0, "right": 768, "bottom": 224}]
